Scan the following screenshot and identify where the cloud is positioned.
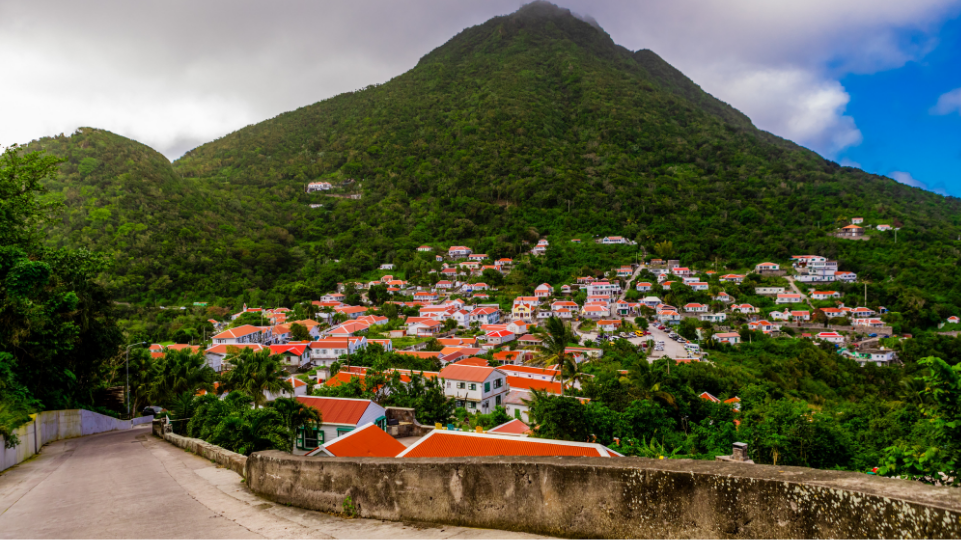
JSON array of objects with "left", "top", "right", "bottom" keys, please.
[
  {"left": 0, "top": 0, "right": 960, "bottom": 160},
  {"left": 891, "top": 171, "right": 926, "bottom": 188},
  {"left": 931, "top": 87, "right": 961, "bottom": 115},
  {"left": 689, "top": 64, "right": 862, "bottom": 155},
  {"left": 840, "top": 158, "right": 862, "bottom": 168},
  {"left": 890, "top": 171, "right": 949, "bottom": 195}
]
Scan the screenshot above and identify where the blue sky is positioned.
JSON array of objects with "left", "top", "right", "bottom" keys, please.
[{"left": 838, "top": 16, "right": 961, "bottom": 196}]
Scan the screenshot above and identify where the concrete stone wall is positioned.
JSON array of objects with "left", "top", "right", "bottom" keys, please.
[
  {"left": 245, "top": 452, "right": 961, "bottom": 539},
  {"left": 1, "top": 410, "right": 153, "bottom": 473},
  {"left": 160, "top": 430, "right": 247, "bottom": 478}
]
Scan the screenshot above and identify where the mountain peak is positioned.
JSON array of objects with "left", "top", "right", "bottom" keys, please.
[{"left": 512, "top": 1, "right": 602, "bottom": 30}]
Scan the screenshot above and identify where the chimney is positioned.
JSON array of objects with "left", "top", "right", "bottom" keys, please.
[{"left": 731, "top": 442, "right": 750, "bottom": 462}]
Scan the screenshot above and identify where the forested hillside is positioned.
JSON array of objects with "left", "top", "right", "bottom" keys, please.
[{"left": 30, "top": 2, "right": 961, "bottom": 329}]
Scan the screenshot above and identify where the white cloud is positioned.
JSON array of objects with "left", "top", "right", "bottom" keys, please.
[
  {"left": 840, "top": 158, "right": 862, "bottom": 168},
  {"left": 891, "top": 171, "right": 926, "bottom": 188},
  {"left": 890, "top": 171, "right": 949, "bottom": 195},
  {"left": 690, "top": 65, "right": 862, "bottom": 155},
  {"left": 931, "top": 87, "right": 961, "bottom": 115},
  {"left": 1, "top": 0, "right": 960, "bottom": 160}
]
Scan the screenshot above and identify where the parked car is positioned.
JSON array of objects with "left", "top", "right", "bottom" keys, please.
[
  {"left": 868, "top": 333, "right": 878, "bottom": 338},
  {"left": 142, "top": 405, "right": 163, "bottom": 416}
]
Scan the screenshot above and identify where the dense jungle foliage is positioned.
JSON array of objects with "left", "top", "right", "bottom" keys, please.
[{"left": 23, "top": 2, "right": 961, "bottom": 335}]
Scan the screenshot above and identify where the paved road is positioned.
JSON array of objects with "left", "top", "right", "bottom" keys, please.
[{"left": 0, "top": 427, "right": 541, "bottom": 539}]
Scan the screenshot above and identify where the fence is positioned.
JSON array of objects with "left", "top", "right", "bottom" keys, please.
[{"left": 1, "top": 409, "right": 153, "bottom": 473}]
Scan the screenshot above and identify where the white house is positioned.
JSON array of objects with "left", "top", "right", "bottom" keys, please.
[
  {"left": 294, "top": 396, "right": 387, "bottom": 451},
  {"left": 586, "top": 281, "right": 620, "bottom": 298},
  {"left": 877, "top": 224, "right": 892, "bottom": 231},
  {"left": 448, "top": 246, "right": 473, "bottom": 259},
  {"left": 485, "top": 330, "right": 516, "bottom": 345},
  {"left": 204, "top": 343, "right": 265, "bottom": 372},
  {"left": 700, "top": 312, "right": 727, "bottom": 323},
  {"left": 851, "top": 218, "right": 864, "bottom": 224},
  {"left": 835, "top": 271, "right": 858, "bottom": 282},
  {"left": 712, "top": 332, "right": 741, "bottom": 345},
  {"left": 600, "top": 236, "right": 628, "bottom": 244},
  {"left": 776, "top": 293, "right": 804, "bottom": 304},
  {"left": 858, "top": 347, "right": 897, "bottom": 366},
  {"left": 755, "top": 287, "right": 785, "bottom": 295},
  {"left": 657, "top": 310, "right": 681, "bottom": 323},
  {"left": 440, "top": 364, "right": 509, "bottom": 413},
  {"left": 810, "top": 291, "right": 841, "bottom": 300},
  {"left": 212, "top": 324, "right": 265, "bottom": 345},
  {"left": 688, "top": 281, "right": 709, "bottom": 291},
  {"left": 684, "top": 303, "right": 709, "bottom": 313},
  {"left": 417, "top": 245, "right": 433, "bottom": 252},
  {"left": 309, "top": 337, "right": 367, "bottom": 376},
  {"left": 534, "top": 283, "right": 554, "bottom": 298},
  {"left": 815, "top": 332, "right": 845, "bottom": 344},
  {"left": 306, "top": 181, "right": 332, "bottom": 192},
  {"left": 635, "top": 282, "right": 652, "bottom": 292},
  {"left": 755, "top": 262, "right": 780, "bottom": 272},
  {"left": 720, "top": 274, "right": 745, "bottom": 283}
]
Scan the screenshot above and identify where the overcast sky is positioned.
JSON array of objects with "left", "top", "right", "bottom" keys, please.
[{"left": 2, "top": 0, "right": 960, "bottom": 193}]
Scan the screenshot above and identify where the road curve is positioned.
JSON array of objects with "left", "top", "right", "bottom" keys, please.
[{"left": 0, "top": 427, "right": 541, "bottom": 539}]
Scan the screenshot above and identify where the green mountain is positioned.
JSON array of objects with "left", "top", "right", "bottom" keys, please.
[{"left": 31, "top": 2, "right": 961, "bottom": 328}]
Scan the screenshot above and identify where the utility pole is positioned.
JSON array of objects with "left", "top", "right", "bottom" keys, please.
[{"left": 864, "top": 283, "right": 868, "bottom": 306}]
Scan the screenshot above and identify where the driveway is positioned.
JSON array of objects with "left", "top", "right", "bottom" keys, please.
[{"left": 0, "top": 427, "right": 542, "bottom": 539}]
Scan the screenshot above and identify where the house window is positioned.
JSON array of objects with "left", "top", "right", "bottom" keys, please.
[
  {"left": 484, "top": 382, "right": 491, "bottom": 393},
  {"left": 468, "top": 401, "right": 476, "bottom": 409},
  {"left": 469, "top": 383, "right": 476, "bottom": 391},
  {"left": 336, "top": 427, "right": 354, "bottom": 437},
  {"left": 514, "top": 408, "right": 521, "bottom": 419},
  {"left": 495, "top": 395, "right": 501, "bottom": 406},
  {"left": 297, "top": 425, "right": 323, "bottom": 450},
  {"left": 457, "top": 382, "right": 465, "bottom": 389},
  {"left": 493, "top": 378, "right": 502, "bottom": 389}
]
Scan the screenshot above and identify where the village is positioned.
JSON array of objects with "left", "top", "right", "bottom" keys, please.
[{"left": 144, "top": 222, "right": 937, "bottom": 459}]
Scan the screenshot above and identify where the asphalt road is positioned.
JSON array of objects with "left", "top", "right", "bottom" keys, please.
[
  {"left": 575, "top": 324, "right": 692, "bottom": 360},
  {"left": 0, "top": 427, "right": 541, "bottom": 539}
]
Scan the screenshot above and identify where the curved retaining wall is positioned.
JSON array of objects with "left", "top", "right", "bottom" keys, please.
[
  {"left": 1, "top": 410, "right": 153, "bottom": 473},
  {"left": 161, "top": 430, "right": 247, "bottom": 478},
  {"left": 246, "top": 451, "right": 961, "bottom": 539}
]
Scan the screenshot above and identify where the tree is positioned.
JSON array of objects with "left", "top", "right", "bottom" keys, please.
[
  {"left": 0, "top": 145, "right": 63, "bottom": 247},
  {"left": 879, "top": 357, "right": 961, "bottom": 485},
  {"left": 289, "top": 323, "right": 311, "bottom": 342},
  {"left": 534, "top": 317, "right": 575, "bottom": 396},
  {"left": 218, "top": 349, "right": 292, "bottom": 408},
  {"left": 146, "top": 349, "right": 216, "bottom": 409},
  {"left": 367, "top": 284, "right": 389, "bottom": 306},
  {"left": 268, "top": 397, "right": 322, "bottom": 450},
  {"left": 654, "top": 240, "right": 674, "bottom": 259}
]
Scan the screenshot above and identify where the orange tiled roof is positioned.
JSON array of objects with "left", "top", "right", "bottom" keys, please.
[
  {"left": 295, "top": 396, "right": 373, "bottom": 425},
  {"left": 399, "top": 431, "right": 617, "bottom": 458},
  {"left": 322, "top": 423, "right": 406, "bottom": 458}
]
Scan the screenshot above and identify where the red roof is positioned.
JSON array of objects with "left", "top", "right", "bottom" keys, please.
[
  {"left": 399, "top": 431, "right": 618, "bottom": 458},
  {"left": 446, "top": 356, "right": 484, "bottom": 366},
  {"left": 213, "top": 325, "right": 262, "bottom": 339},
  {"left": 322, "top": 423, "right": 406, "bottom": 458},
  {"left": 295, "top": 396, "right": 374, "bottom": 425},
  {"left": 488, "top": 419, "right": 532, "bottom": 435},
  {"left": 439, "top": 364, "right": 497, "bottom": 383},
  {"left": 268, "top": 344, "right": 307, "bottom": 356},
  {"left": 506, "top": 376, "right": 562, "bottom": 394}
]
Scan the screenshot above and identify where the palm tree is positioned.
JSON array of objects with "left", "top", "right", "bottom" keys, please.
[
  {"left": 549, "top": 353, "right": 587, "bottom": 396},
  {"left": 218, "top": 349, "right": 293, "bottom": 408},
  {"left": 147, "top": 349, "right": 216, "bottom": 408},
  {"left": 269, "top": 397, "right": 322, "bottom": 450},
  {"left": 534, "top": 316, "right": 575, "bottom": 396}
]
